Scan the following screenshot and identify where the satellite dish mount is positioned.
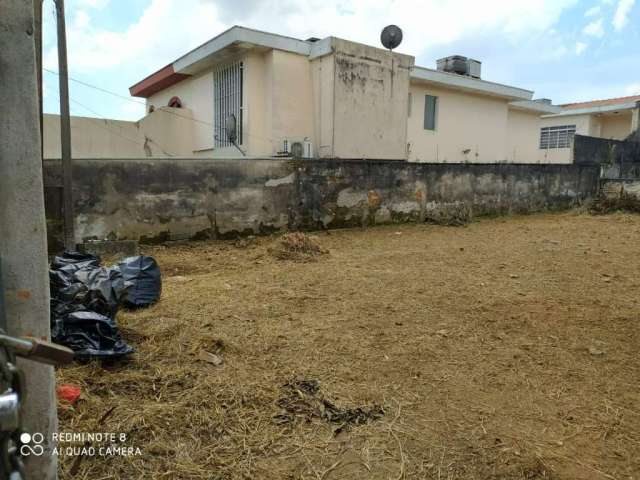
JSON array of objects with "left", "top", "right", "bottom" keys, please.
[
  {"left": 380, "top": 25, "right": 403, "bottom": 97},
  {"left": 224, "top": 114, "right": 245, "bottom": 156}
]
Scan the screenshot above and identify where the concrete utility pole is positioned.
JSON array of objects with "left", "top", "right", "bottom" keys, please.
[
  {"left": 35, "top": 0, "right": 44, "bottom": 160},
  {"left": 55, "top": 0, "right": 76, "bottom": 251},
  {"left": 0, "top": 2, "right": 58, "bottom": 479}
]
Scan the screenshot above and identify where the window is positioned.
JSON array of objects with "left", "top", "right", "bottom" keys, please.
[
  {"left": 424, "top": 95, "right": 437, "bottom": 131},
  {"left": 539, "top": 125, "right": 576, "bottom": 149},
  {"left": 214, "top": 62, "right": 243, "bottom": 148},
  {"left": 408, "top": 92, "right": 412, "bottom": 117}
]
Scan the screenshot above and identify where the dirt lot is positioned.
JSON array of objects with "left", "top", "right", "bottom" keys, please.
[{"left": 58, "top": 212, "right": 640, "bottom": 479}]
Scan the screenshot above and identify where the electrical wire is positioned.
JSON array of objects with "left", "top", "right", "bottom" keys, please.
[
  {"left": 42, "top": 67, "right": 277, "bottom": 145},
  {"left": 48, "top": 90, "right": 177, "bottom": 157}
]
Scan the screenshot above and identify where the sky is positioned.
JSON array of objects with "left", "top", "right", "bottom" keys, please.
[{"left": 42, "top": 0, "right": 640, "bottom": 121}]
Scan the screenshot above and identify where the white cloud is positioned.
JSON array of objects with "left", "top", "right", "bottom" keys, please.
[
  {"left": 76, "top": 0, "right": 110, "bottom": 8},
  {"left": 625, "top": 83, "right": 640, "bottom": 95},
  {"left": 42, "top": 0, "right": 587, "bottom": 120},
  {"left": 45, "top": 0, "right": 579, "bottom": 77},
  {"left": 613, "top": 0, "right": 635, "bottom": 30},
  {"left": 584, "top": 5, "right": 601, "bottom": 16},
  {"left": 575, "top": 41, "right": 588, "bottom": 54},
  {"left": 583, "top": 18, "right": 605, "bottom": 37}
]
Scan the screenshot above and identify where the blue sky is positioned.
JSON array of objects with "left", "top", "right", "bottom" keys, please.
[{"left": 42, "top": 0, "right": 640, "bottom": 121}]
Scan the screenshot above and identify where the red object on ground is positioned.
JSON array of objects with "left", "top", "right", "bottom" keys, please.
[{"left": 57, "top": 384, "right": 81, "bottom": 405}]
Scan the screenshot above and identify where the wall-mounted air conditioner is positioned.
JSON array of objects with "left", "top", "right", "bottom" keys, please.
[{"left": 281, "top": 138, "right": 314, "bottom": 159}]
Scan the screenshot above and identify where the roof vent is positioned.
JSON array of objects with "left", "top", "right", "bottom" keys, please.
[
  {"left": 534, "top": 98, "right": 552, "bottom": 105},
  {"left": 437, "top": 55, "right": 481, "bottom": 79},
  {"left": 306, "top": 37, "right": 321, "bottom": 43}
]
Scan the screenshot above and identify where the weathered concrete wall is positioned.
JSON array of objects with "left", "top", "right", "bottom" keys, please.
[
  {"left": 294, "top": 161, "right": 599, "bottom": 229},
  {"left": 44, "top": 158, "right": 599, "bottom": 250},
  {"left": 44, "top": 159, "right": 296, "bottom": 249},
  {"left": 574, "top": 134, "right": 640, "bottom": 200},
  {"left": 574, "top": 134, "right": 640, "bottom": 168},
  {"left": 311, "top": 38, "right": 414, "bottom": 160}
]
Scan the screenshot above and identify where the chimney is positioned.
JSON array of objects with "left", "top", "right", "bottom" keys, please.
[{"left": 437, "top": 55, "right": 481, "bottom": 79}]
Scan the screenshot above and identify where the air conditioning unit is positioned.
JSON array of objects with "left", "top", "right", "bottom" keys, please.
[
  {"left": 281, "top": 138, "right": 313, "bottom": 159},
  {"left": 437, "top": 55, "right": 482, "bottom": 79}
]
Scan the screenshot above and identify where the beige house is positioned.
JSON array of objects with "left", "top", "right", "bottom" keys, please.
[
  {"left": 47, "top": 26, "right": 594, "bottom": 163},
  {"left": 539, "top": 95, "right": 640, "bottom": 163},
  {"left": 120, "top": 26, "right": 558, "bottom": 163}
]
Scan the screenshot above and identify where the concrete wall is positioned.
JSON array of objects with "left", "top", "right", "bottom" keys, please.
[
  {"left": 268, "top": 50, "right": 314, "bottom": 155},
  {"left": 44, "top": 109, "right": 195, "bottom": 158},
  {"left": 311, "top": 53, "right": 335, "bottom": 158},
  {"left": 407, "top": 84, "right": 509, "bottom": 163},
  {"left": 506, "top": 108, "right": 541, "bottom": 163},
  {"left": 574, "top": 134, "right": 640, "bottom": 167},
  {"left": 312, "top": 38, "right": 414, "bottom": 160},
  {"left": 600, "top": 113, "right": 633, "bottom": 140},
  {"left": 43, "top": 158, "right": 599, "bottom": 249},
  {"left": 146, "top": 71, "right": 216, "bottom": 155}
]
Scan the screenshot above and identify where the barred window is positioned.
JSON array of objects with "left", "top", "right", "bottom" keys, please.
[
  {"left": 539, "top": 125, "right": 576, "bottom": 149},
  {"left": 213, "top": 62, "right": 243, "bottom": 148}
]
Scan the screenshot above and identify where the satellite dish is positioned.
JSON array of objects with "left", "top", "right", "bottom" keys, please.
[
  {"left": 380, "top": 25, "right": 403, "bottom": 51},
  {"left": 225, "top": 114, "right": 237, "bottom": 143}
]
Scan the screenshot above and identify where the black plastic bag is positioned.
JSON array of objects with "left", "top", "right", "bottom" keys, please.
[
  {"left": 49, "top": 251, "right": 135, "bottom": 359},
  {"left": 52, "top": 311, "right": 134, "bottom": 360},
  {"left": 117, "top": 256, "right": 162, "bottom": 308},
  {"left": 51, "top": 251, "right": 101, "bottom": 271}
]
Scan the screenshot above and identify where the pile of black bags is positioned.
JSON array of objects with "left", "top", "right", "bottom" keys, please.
[{"left": 50, "top": 252, "right": 161, "bottom": 360}]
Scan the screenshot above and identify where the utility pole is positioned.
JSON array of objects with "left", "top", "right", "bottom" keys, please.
[
  {"left": 55, "top": 0, "right": 76, "bottom": 251},
  {"left": 0, "top": 2, "right": 58, "bottom": 479},
  {"left": 35, "top": 0, "right": 44, "bottom": 160}
]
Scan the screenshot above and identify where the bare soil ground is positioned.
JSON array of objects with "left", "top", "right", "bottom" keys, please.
[{"left": 57, "top": 212, "right": 640, "bottom": 480}]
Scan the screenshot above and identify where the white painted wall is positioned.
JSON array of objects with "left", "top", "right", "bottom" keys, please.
[
  {"left": 600, "top": 113, "right": 633, "bottom": 140},
  {"left": 43, "top": 110, "right": 193, "bottom": 158},
  {"left": 507, "top": 109, "right": 543, "bottom": 163},
  {"left": 408, "top": 84, "right": 510, "bottom": 163},
  {"left": 146, "top": 72, "right": 214, "bottom": 154}
]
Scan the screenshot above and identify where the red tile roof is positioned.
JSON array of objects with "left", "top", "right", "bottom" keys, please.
[{"left": 561, "top": 94, "right": 640, "bottom": 110}]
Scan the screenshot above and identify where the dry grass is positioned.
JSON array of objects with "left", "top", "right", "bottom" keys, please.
[{"left": 57, "top": 212, "right": 640, "bottom": 479}]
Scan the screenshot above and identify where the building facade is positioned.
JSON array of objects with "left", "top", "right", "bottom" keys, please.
[
  {"left": 44, "top": 26, "right": 639, "bottom": 163},
  {"left": 127, "top": 26, "right": 560, "bottom": 163},
  {"left": 539, "top": 95, "right": 640, "bottom": 163}
]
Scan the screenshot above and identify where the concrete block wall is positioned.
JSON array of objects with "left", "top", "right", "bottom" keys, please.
[{"left": 43, "top": 158, "right": 600, "bottom": 252}]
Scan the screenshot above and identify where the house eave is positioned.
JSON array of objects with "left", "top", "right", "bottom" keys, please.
[
  {"left": 509, "top": 100, "right": 562, "bottom": 114},
  {"left": 173, "top": 26, "right": 311, "bottom": 75},
  {"left": 410, "top": 66, "right": 533, "bottom": 101},
  {"left": 130, "top": 26, "right": 312, "bottom": 98},
  {"left": 542, "top": 102, "right": 639, "bottom": 118}
]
